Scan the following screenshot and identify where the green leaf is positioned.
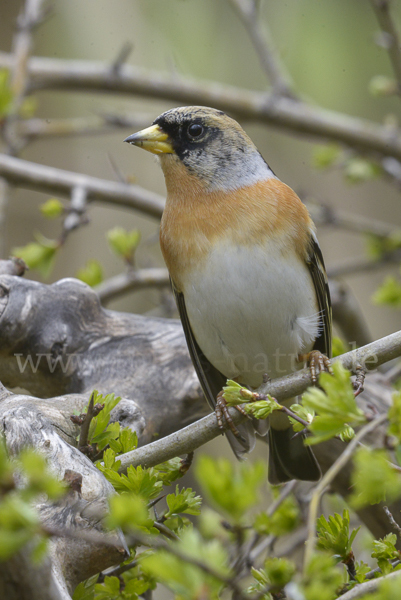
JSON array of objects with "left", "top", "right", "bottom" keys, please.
[
  {"left": 254, "top": 497, "right": 300, "bottom": 537},
  {"left": 332, "top": 336, "right": 347, "bottom": 358},
  {"left": 40, "top": 198, "right": 64, "bottom": 219},
  {"left": 349, "top": 447, "right": 401, "bottom": 508},
  {"left": 344, "top": 157, "right": 382, "bottom": 183},
  {"left": 388, "top": 391, "right": 401, "bottom": 442},
  {"left": 222, "top": 380, "right": 253, "bottom": 404},
  {"left": 355, "top": 560, "right": 370, "bottom": 584},
  {"left": 87, "top": 391, "right": 121, "bottom": 443},
  {"left": 94, "top": 576, "right": 120, "bottom": 599},
  {"left": 107, "top": 227, "right": 141, "bottom": 262},
  {"left": 101, "top": 448, "right": 121, "bottom": 471},
  {"left": 153, "top": 457, "right": 186, "bottom": 485},
  {"left": 372, "top": 533, "right": 399, "bottom": 575},
  {"left": 312, "top": 143, "right": 341, "bottom": 169},
  {"left": 372, "top": 276, "right": 401, "bottom": 308},
  {"left": 369, "top": 75, "right": 398, "bottom": 97},
  {"left": 302, "top": 362, "right": 366, "bottom": 445},
  {"left": 316, "top": 509, "right": 360, "bottom": 560},
  {"left": 19, "top": 450, "right": 64, "bottom": 500},
  {"left": 248, "top": 558, "right": 295, "bottom": 595},
  {"left": 195, "top": 456, "right": 266, "bottom": 522},
  {"left": 243, "top": 396, "right": 281, "bottom": 420},
  {"left": 106, "top": 493, "right": 153, "bottom": 532},
  {"left": 0, "top": 69, "right": 13, "bottom": 118},
  {"left": 288, "top": 403, "right": 315, "bottom": 432},
  {"left": 140, "top": 528, "right": 228, "bottom": 600},
  {"left": 76, "top": 260, "right": 103, "bottom": 287},
  {"left": 301, "top": 552, "right": 343, "bottom": 600},
  {"left": 165, "top": 485, "right": 202, "bottom": 518},
  {"left": 12, "top": 234, "right": 59, "bottom": 278},
  {"left": 72, "top": 574, "right": 97, "bottom": 600}
]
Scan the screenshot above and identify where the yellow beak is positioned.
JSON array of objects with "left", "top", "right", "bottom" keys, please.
[{"left": 124, "top": 124, "right": 174, "bottom": 155}]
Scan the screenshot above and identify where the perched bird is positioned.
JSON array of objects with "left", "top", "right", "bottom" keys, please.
[{"left": 124, "top": 106, "right": 332, "bottom": 483}]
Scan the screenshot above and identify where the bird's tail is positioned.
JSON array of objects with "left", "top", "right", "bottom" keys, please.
[{"left": 268, "top": 426, "right": 321, "bottom": 484}]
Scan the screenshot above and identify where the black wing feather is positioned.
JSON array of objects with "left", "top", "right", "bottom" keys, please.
[
  {"left": 306, "top": 234, "right": 332, "bottom": 358},
  {"left": 171, "top": 280, "right": 255, "bottom": 458}
]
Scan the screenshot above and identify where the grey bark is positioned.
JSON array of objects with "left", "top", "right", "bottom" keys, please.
[{"left": 0, "top": 273, "right": 400, "bottom": 594}]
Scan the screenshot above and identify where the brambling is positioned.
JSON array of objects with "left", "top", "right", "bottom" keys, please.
[{"left": 124, "top": 106, "right": 332, "bottom": 483}]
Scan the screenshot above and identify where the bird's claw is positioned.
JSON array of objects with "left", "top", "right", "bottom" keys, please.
[
  {"left": 299, "top": 350, "right": 333, "bottom": 385},
  {"left": 215, "top": 391, "right": 247, "bottom": 440}
]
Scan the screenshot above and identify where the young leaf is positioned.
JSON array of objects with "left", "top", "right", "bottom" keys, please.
[
  {"left": 76, "top": 260, "right": 103, "bottom": 287},
  {"left": 316, "top": 509, "right": 360, "bottom": 561},
  {"left": 40, "top": 198, "right": 64, "bottom": 219},
  {"left": 165, "top": 485, "right": 202, "bottom": 518},
  {"left": 372, "top": 533, "right": 399, "bottom": 575},
  {"left": 195, "top": 456, "right": 266, "bottom": 522},
  {"left": 107, "top": 227, "right": 141, "bottom": 263},
  {"left": 302, "top": 362, "right": 366, "bottom": 445},
  {"left": 349, "top": 447, "right": 401, "bottom": 508},
  {"left": 372, "top": 276, "right": 401, "bottom": 308}
]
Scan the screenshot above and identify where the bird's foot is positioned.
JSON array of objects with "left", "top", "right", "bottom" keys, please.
[
  {"left": 215, "top": 391, "right": 247, "bottom": 440},
  {"left": 298, "top": 350, "right": 333, "bottom": 385}
]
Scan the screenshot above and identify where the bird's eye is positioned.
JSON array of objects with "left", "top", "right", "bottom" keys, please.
[{"left": 187, "top": 123, "right": 204, "bottom": 139}]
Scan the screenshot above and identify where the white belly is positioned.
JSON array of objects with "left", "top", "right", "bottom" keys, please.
[{"left": 183, "top": 240, "right": 320, "bottom": 387}]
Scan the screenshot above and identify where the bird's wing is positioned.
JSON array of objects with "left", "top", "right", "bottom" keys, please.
[
  {"left": 171, "top": 279, "right": 255, "bottom": 458},
  {"left": 306, "top": 233, "right": 332, "bottom": 358}
]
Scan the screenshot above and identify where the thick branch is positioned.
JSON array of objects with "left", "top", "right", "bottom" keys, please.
[
  {"left": 117, "top": 328, "right": 401, "bottom": 472},
  {"left": 0, "top": 153, "right": 164, "bottom": 218},
  {"left": 0, "top": 52, "right": 401, "bottom": 159}
]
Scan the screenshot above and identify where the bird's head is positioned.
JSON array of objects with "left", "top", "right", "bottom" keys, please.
[{"left": 124, "top": 106, "right": 275, "bottom": 192}]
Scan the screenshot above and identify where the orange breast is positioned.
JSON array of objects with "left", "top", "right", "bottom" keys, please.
[{"left": 159, "top": 173, "right": 313, "bottom": 292}]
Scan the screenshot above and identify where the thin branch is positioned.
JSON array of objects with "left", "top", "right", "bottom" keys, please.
[
  {"left": 1, "top": 53, "right": 401, "bottom": 160},
  {"left": 370, "top": 0, "right": 401, "bottom": 89},
  {"left": 0, "top": 153, "right": 165, "bottom": 218},
  {"left": 303, "top": 412, "right": 388, "bottom": 571},
  {"left": 337, "top": 568, "right": 401, "bottom": 600},
  {"left": 96, "top": 268, "right": 170, "bottom": 304},
  {"left": 327, "top": 251, "right": 401, "bottom": 279},
  {"left": 383, "top": 505, "right": 401, "bottom": 537},
  {"left": 17, "top": 113, "right": 154, "bottom": 141},
  {"left": 116, "top": 329, "right": 401, "bottom": 474},
  {"left": 306, "top": 202, "right": 395, "bottom": 238},
  {"left": 228, "top": 0, "right": 296, "bottom": 97}
]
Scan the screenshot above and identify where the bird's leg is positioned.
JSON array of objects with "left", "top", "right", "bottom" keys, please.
[
  {"left": 298, "top": 350, "right": 333, "bottom": 385},
  {"left": 215, "top": 390, "right": 247, "bottom": 438}
]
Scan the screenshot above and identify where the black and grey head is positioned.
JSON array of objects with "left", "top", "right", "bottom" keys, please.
[{"left": 125, "top": 106, "right": 276, "bottom": 191}]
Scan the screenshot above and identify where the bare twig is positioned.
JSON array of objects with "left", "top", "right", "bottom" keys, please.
[
  {"left": 96, "top": 268, "right": 170, "bottom": 304},
  {"left": 306, "top": 202, "right": 394, "bottom": 238},
  {"left": 383, "top": 505, "right": 401, "bottom": 537},
  {"left": 229, "top": 0, "right": 295, "bottom": 97},
  {"left": 1, "top": 52, "right": 401, "bottom": 160},
  {"left": 303, "top": 412, "right": 388, "bottom": 571},
  {"left": 337, "top": 568, "right": 401, "bottom": 600},
  {"left": 0, "top": 153, "right": 165, "bottom": 218},
  {"left": 370, "top": 0, "right": 401, "bottom": 89},
  {"left": 327, "top": 252, "right": 401, "bottom": 279},
  {"left": 78, "top": 392, "right": 96, "bottom": 451}
]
